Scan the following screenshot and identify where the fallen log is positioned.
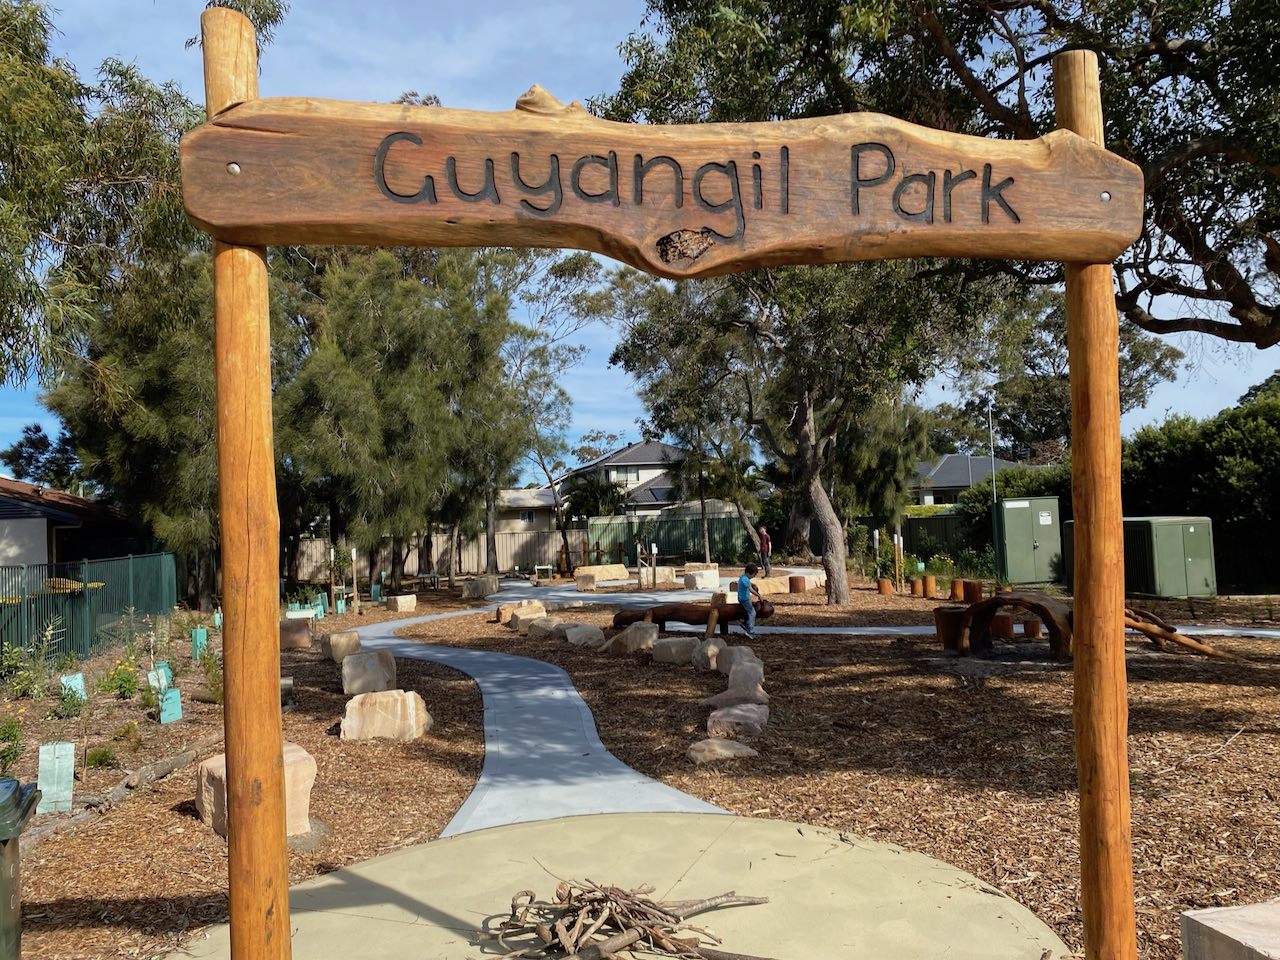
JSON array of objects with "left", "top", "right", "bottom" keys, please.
[{"left": 613, "top": 599, "right": 775, "bottom": 636}]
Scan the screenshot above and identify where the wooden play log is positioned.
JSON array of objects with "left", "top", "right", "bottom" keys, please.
[
  {"left": 908, "top": 577, "right": 924, "bottom": 597},
  {"left": 202, "top": 11, "right": 292, "bottom": 960},
  {"left": 1055, "top": 49, "right": 1138, "bottom": 960},
  {"left": 948, "top": 579, "right": 965, "bottom": 602},
  {"left": 922, "top": 574, "right": 937, "bottom": 598},
  {"left": 933, "top": 605, "right": 967, "bottom": 652},
  {"left": 788, "top": 575, "right": 807, "bottom": 593},
  {"left": 962, "top": 579, "right": 985, "bottom": 604},
  {"left": 989, "top": 612, "right": 1016, "bottom": 640},
  {"left": 876, "top": 578, "right": 894, "bottom": 595},
  {"left": 1023, "top": 618, "right": 1043, "bottom": 640}
]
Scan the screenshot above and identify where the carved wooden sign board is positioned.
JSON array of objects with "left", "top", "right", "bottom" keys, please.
[{"left": 181, "top": 86, "right": 1143, "bottom": 278}]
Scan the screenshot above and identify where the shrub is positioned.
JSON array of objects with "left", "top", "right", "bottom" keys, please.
[
  {"left": 199, "top": 648, "right": 224, "bottom": 705},
  {"left": 99, "top": 661, "right": 139, "bottom": 700},
  {"left": 48, "top": 687, "right": 85, "bottom": 720},
  {"left": 85, "top": 745, "right": 117, "bottom": 769},
  {"left": 0, "top": 716, "right": 22, "bottom": 775},
  {"left": 138, "top": 685, "right": 157, "bottom": 712},
  {"left": 112, "top": 721, "right": 142, "bottom": 753}
]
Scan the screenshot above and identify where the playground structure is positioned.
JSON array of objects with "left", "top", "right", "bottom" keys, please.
[{"left": 184, "top": 9, "right": 1143, "bottom": 960}]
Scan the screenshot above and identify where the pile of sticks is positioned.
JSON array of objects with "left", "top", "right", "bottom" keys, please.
[{"left": 481, "top": 879, "right": 774, "bottom": 960}]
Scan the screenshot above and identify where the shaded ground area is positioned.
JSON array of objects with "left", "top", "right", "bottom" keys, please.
[
  {"left": 397, "top": 599, "right": 1280, "bottom": 960},
  {"left": 22, "top": 649, "right": 484, "bottom": 960}
]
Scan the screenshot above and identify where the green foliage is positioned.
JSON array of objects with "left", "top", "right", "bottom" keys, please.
[
  {"left": 6, "top": 621, "right": 56, "bottom": 700},
  {"left": 48, "top": 686, "right": 84, "bottom": 720},
  {"left": 198, "top": 648, "right": 224, "bottom": 705},
  {"left": 99, "top": 660, "right": 139, "bottom": 700},
  {"left": 85, "top": 745, "right": 117, "bottom": 769},
  {"left": 1238, "top": 370, "right": 1280, "bottom": 406},
  {"left": 138, "top": 684, "right": 157, "bottom": 712},
  {"left": 0, "top": 716, "right": 22, "bottom": 775},
  {"left": 564, "top": 470, "right": 627, "bottom": 519},
  {"left": 112, "top": 720, "right": 141, "bottom": 753},
  {"left": 0, "top": 424, "right": 84, "bottom": 491},
  {"left": 954, "top": 463, "right": 1074, "bottom": 548}
]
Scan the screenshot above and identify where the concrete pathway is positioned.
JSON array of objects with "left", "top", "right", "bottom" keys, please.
[
  {"left": 353, "top": 610, "right": 724, "bottom": 837},
  {"left": 179, "top": 813, "right": 1070, "bottom": 960}
]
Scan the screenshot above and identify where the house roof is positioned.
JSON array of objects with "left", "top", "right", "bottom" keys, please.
[
  {"left": 570, "top": 441, "right": 687, "bottom": 475},
  {"left": 498, "top": 487, "right": 557, "bottom": 510},
  {"left": 0, "top": 476, "right": 124, "bottom": 525},
  {"left": 625, "top": 473, "right": 680, "bottom": 506},
  {"left": 914, "top": 454, "right": 1022, "bottom": 490}
]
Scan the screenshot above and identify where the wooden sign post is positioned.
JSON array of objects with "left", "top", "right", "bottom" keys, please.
[{"left": 189, "top": 11, "right": 1138, "bottom": 960}]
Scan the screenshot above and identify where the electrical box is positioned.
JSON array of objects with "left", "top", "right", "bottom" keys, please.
[
  {"left": 996, "top": 496, "right": 1062, "bottom": 584},
  {"left": 1063, "top": 516, "right": 1216, "bottom": 598}
]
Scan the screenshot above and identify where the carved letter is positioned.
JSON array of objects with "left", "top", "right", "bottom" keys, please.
[
  {"left": 751, "top": 151, "right": 763, "bottom": 210},
  {"left": 633, "top": 155, "right": 683, "bottom": 208},
  {"left": 510, "top": 152, "right": 562, "bottom": 216},
  {"left": 780, "top": 146, "right": 789, "bottom": 214},
  {"left": 374, "top": 132, "right": 436, "bottom": 204},
  {"left": 942, "top": 168, "right": 976, "bottom": 223},
  {"left": 692, "top": 160, "right": 744, "bottom": 242},
  {"left": 892, "top": 171, "right": 936, "bottom": 223},
  {"left": 572, "top": 152, "right": 619, "bottom": 205},
  {"left": 447, "top": 156, "right": 500, "bottom": 204},
  {"left": 850, "top": 143, "right": 895, "bottom": 215},
  {"left": 981, "top": 164, "right": 1019, "bottom": 223}
]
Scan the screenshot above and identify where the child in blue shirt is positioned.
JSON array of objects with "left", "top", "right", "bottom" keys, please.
[{"left": 737, "top": 563, "right": 762, "bottom": 640}]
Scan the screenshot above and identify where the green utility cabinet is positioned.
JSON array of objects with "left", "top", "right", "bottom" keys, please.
[
  {"left": 996, "top": 496, "right": 1062, "bottom": 584},
  {"left": 0, "top": 778, "right": 40, "bottom": 959},
  {"left": 1063, "top": 516, "right": 1217, "bottom": 597}
]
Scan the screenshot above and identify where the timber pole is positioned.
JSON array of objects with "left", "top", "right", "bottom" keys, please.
[
  {"left": 201, "top": 10, "right": 293, "bottom": 960},
  {"left": 1054, "top": 50, "right": 1138, "bottom": 960}
]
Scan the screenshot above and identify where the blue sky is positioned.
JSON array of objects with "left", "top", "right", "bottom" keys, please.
[{"left": 2, "top": 1, "right": 1276, "bottom": 474}]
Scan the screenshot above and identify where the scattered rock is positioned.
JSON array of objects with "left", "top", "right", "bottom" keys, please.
[
  {"left": 683, "top": 569, "right": 720, "bottom": 590},
  {"left": 614, "top": 621, "right": 659, "bottom": 654},
  {"left": 752, "top": 576, "right": 792, "bottom": 596},
  {"left": 509, "top": 605, "right": 548, "bottom": 634},
  {"left": 498, "top": 599, "right": 542, "bottom": 625},
  {"left": 340, "top": 689, "right": 431, "bottom": 742},
  {"left": 461, "top": 575, "right": 499, "bottom": 599},
  {"left": 684, "top": 562, "right": 719, "bottom": 573},
  {"left": 575, "top": 563, "right": 630, "bottom": 582},
  {"left": 387, "top": 594, "right": 417, "bottom": 613},
  {"left": 546, "top": 599, "right": 585, "bottom": 612},
  {"left": 319, "top": 630, "right": 361, "bottom": 663},
  {"left": 196, "top": 741, "right": 316, "bottom": 837},
  {"left": 526, "top": 616, "right": 562, "bottom": 641},
  {"left": 279, "top": 619, "right": 311, "bottom": 650},
  {"left": 564, "top": 624, "right": 606, "bottom": 648},
  {"left": 693, "top": 637, "right": 727, "bottom": 671},
  {"left": 716, "top": 645, "right": 760, "bottom": 676},
  {"left": 341, "top": 650, "right": 397, "bottom": 695},
  {"left": 686, "top": 738, "right": 758, "bottom": 764},
  {"left": 701, "top": 661, "right": 769, "bottom": 708},
  {"left": 652, "top": 637, "right": 699, "bottom": 665},
  {"left": 707, "top": 703, "right": 769, "bottom": 739},
  {"left": 575, "top": 573, "right": 597, "bottom": 592}
]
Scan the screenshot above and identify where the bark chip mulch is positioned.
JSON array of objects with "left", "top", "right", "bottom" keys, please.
[{"left": 396, "top": 591, "right": 1280, "bottom": 960}]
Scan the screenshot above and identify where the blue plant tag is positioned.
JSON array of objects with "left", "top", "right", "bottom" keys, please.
[
  {"left": 60, "top": 672, "right": 87, "bottom": 700},
  {"left": 159, "top": 688, "right": 183, "bottom": 724},
  {"left": 36, "top": 742, "right": 74, "bottom": 815}
]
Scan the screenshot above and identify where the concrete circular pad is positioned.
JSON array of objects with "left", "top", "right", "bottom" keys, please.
[{"left": 178, "top": 813, "right": 1068, "bottom": 959}]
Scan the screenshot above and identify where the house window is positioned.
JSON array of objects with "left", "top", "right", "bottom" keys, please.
[
  {"left": 612, "top": 466, "right": 640, "bottom": 483},
  {"left": 519, "top": 510, "right": 536, "bottom": 524}
]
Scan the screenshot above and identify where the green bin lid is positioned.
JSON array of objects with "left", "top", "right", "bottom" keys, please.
[{"left": 0, "top": 778, "right": 40, "bottom": 837}]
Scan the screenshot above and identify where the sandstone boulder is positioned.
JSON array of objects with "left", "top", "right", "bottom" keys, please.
[
  {"left": 652, "top": 637, "right": 699, "bottom": 665},
  {"left": 683, "top": 569, "right": 720, "bottom": 590},
  {"left": 341, "top": 650, "right": 396, "bottom": 695},
  {"left": 461, "top": 575, "right": 499, "bottom": 599},
  {"left": 509, "top": 604, "right": 548, "bottom": 634},
  {"left": 320, "top": 630, "right": 361, "bottom": 663},
  {"left": 716, "top": 645, "right": 760, "bottom": 676},
  {"left": 693, "top": 637, "right": 727, "bottom": 672},
  {"left": 498, "top": 599, "right": 541, "bottom": 625},
  {"left": 340, "top": 689, "right": 431, "bottom": 742},
  {"left": 575, "top": 573, "right": 597, "bottom": 592},
  {"left": 604, "top": 621, "right": 658, "bottom": 655},
  {"left": 575, "top": 563, "right": 630, "bottom": 582},
  {"left": 387, "top": 594, "right": 417, "bottom": 613},
  {"left": 279, "top": 619, "right": 311, "bottom": 650},
  {"left": 564, "top": 624, "right": 606, "bottom": 648},
  {"left": 701, "top": 661, "right": 769, "bottom": 708},
  {"left": 547, "top": 599, "right": 585, "bottom": 612},
  {"left": 526, "top": 617, "right": 562, "bottom": 641},
  {"left": 685, "top": 562, "right": 719, "bottom": 573},
  {"left": 708, "top": 703, "right": 769, "bottom": 739},
  {"left": 197, "top": 741, "right": 315, "bottom": 837},
  {"left": 687, "top": 738, "right": 758, "bottom": 764},
  {"left": 752, "top": 576, "right": 792, "bottom": 596}
]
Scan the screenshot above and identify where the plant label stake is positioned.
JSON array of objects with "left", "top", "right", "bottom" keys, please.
[{"left": 35, "top": 742, "right": 74, "bottom": 815}]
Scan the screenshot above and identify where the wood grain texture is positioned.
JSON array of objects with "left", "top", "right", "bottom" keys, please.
[
  {"left": 181, "top": 87, "right": 1143, "bottom": 277},
  {"left": 203, "top": 10, "right": 293, "bottom": 960},
  {"left": 1055, "top": 49, "right": 1139, "bottom": 960}
]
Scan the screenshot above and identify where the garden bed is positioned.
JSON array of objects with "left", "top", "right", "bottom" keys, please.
[{"left": 396, "top": 592, "right": 1280, "bottom": 960}]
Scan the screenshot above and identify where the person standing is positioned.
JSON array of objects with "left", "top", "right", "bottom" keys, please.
[
  {"left": 758, "top": 525, "right": 772, "bottom": 577},
  {"left": 738, "top": 563, "right": 762, "bottom": 640}
]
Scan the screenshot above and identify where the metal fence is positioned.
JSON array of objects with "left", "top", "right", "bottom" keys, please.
[
  {"left": 587, "top": 514, "right": 747, "bottom": 565},
  {"left": 0, "top": 552, "right": 178, "bottom": 659}
]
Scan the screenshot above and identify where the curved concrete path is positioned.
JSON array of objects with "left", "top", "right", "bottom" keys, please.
[{"left": 353, "top": 610, "right": 724, "bottom": 837}]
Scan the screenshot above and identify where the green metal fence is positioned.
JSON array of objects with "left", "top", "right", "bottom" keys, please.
[
  {"left": 586, "top": 515, "right": 748, "bottom": 565},
  {"left": 0, "top": 552, "right": 178, "bottom": 659}
]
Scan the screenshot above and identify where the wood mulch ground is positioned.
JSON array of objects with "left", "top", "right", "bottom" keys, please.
[
  {"left": 13, "top": 588, "right": 486, "bottom": 960},
  {"left": 397, "top": 583, "right": 1280, "bottom": 960}
]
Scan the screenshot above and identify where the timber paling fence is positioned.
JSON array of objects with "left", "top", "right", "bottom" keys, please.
[{"left": 0, "top": 552, "right": 178, "bottom": 659}]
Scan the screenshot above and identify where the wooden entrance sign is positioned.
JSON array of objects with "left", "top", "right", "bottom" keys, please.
[
  {"left": 181, "top": 88, "right": 1142, "bottom": 278},
  {"left": 188, "top": 10, "right": 1138, "bottom": 960}
]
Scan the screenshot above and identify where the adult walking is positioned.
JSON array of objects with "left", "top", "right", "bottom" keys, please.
[{"left": 758, "top": 525, "right": 772, "bottom": 576}]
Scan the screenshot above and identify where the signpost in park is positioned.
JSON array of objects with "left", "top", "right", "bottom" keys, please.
[{"left": 185, "top": 9, "right": 1140, "bottom": 960}]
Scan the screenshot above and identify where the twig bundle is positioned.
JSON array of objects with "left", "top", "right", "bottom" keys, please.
[{"left": 481, "top": 879, "right": 773, "bottom": 960}]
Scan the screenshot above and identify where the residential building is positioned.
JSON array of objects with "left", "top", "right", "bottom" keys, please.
[
  {"left": 0, "top": 476, "right": 145, "bottom": 565},
  {"left": 913, "top": 454, "right": 1022, "bottom": 505}
]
